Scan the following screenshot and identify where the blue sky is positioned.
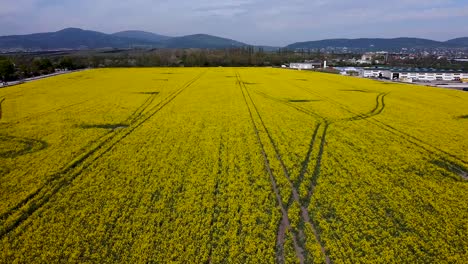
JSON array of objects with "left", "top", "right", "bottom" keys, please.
[{"left": 0, "top": 0, "right": 467, "bottom": 45}]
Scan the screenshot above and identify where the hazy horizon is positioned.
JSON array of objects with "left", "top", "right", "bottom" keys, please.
[{"left": 1, "top": 0, "right": 468, "bottom": 46}]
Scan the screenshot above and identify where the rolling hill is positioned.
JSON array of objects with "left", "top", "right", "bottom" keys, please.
[
  {"left": 0, "top": 28, "right": 155, "bottom": 50},
  {"left": 0, "top": 28, "right": 467, "bottom": 51},
  {"left": 0, "top": 28, "right": 248, "bottom": 50},
  {"left": 160, "top": 34, "right": 246, "bottom": 49},
  {"left": 112, "top": 30, "right": 171, "bottom": 42},
  {"left": 445, "top": 37, "right": 468, "bottom": 46},
  {"left": 285, "top": 37, "right": 461, "bottom": 50}
]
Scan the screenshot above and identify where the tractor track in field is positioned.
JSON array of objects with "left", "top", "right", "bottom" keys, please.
[
  {"left": 0, "top": 135, "right": 49, "bottom": 159},
  {"left": 305, "top": 124, "right": 329, "bottom": 206},
  {"left": 207, "top": 135, "right": 223, "bottom": 263},
  {"left": 245, "top": 94, "right": 329, "bottom": 263},
  {"left": 238, "top": 72, "right": 333, "bottom": 264},
  {"left": 250, "top": 81, "right": 406, "bottom": 262},
  {"left": 252, "top": 89, "right": 331, "bottom": 203},
  {"left": 293, "top": 122, "right": 330, "bottom": 264},
  {"left": 0, "top": 100, "right": 90, "bottom": 128},
  {"left": 261, "top": 78, "right": 466, "bottom": 179},
  {"left": 0, "top": 70, "right": 207, "bottom": 239},
  {"left": 282, "top": 79, "right": 467, "bottom": 168},
  {"left": 252, "top": 78, "right": 466, "bottom": 264},
  {"left": 236, "top": 72, "right": 303, "bottom": 264},
  {"left": 346, "top": 92, "right": 388, "bottom": 121},
  {"left": 252, "top": 90, "right": 325, "bottom": 122},
  {"left": 0, "top": 97, "right": 5, "bottom": 120},
  {"left": 248, "top": 85, "right": 331, "bottom": 263},
  {"left": 292, "top": 80, "right": 468, "bottom": 179},
  {"left": 126, "top": 90, "right": 161, "bottom": 124},
  {"left": 296, "top": 123, "right": 322, "bottom": 189},
  {"left": 373, "top": 93, "right": 388, "bottom": 116}
]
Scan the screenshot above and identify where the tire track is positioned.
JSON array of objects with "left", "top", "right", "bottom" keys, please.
[
  {"left": 207, "top": 135, "right": 223, "bottom": 263},
  {"left": 346, "top": 93, "right": 388, "bottom": 121},
  {"left": 252, "top": 90, "right": 325, "bottom": 122},
  {"left": 296, "top": 123, "right": 322, "bottom": 189},
  {"left": 1, "top": 71, "right": 206, "bottom": 235},
  {"left": 298, "top": 124, "right": 331, "bottom": 264},
  {"left": 0, "top": 97, "right": 5, "bottom": 120},
  {"left": 0, "top": 100, "right": 90, "bottom": 128},
  {"left": 0, "top": 135, "right": 48, "bottom": 158},
  {"left": 245, "top": 91, "right": 329, "bottom": 263},
  {"left": 257, "top": 80, "right": 464, "bottom": 189},
  {"left": 246, "top": 82, "right": 331, "bottom": 263},
  {"left": 0, "top": 70, "right": 207, "bottom": 239},
  {"left": 246, "top": 73, "right": 465, "bottom": 263},
  {"left": 235, "top": 72, "right": 302, "bottom": 264},
  {"left": 125, "top": 91, "right": 160, "bottom": 124},
  {"left": 305, "top": 123, "right": 329, "bottom": 206},
  {"left": 291, "top": 79, "right": 467, "bottom": 179},
  {"left": 285, "top": 79, "right": 467, "bottom": 167},
  {"left": 250, "top": 91, "right": 327, "bottom": 196}
]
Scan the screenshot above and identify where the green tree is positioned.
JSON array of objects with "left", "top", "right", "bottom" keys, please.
[
  {"left": 0, "top": 58, "right": 15, "bottom": 82},
  {"left": 33, "top": 58, "right": 54, "bottom": 74},
  {"left": 58, "top": 57, "right": 75, "bottom": 70}
]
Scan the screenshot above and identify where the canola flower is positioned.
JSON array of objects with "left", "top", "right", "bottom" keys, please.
[{"left": 0, "top": 67, "right": 467, "bottom": 263}]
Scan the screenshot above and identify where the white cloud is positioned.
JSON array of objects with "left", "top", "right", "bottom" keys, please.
[{"left": 0, "top": 0, "right": 467, "bottom": 45}]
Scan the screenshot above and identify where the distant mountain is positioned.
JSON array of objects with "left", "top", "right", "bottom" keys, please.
[
  {"left": 1, "top": 28, "right": 467, "bottom": 51},
  {"left": 286, "top": 37, "right": 462, "bottom": 50},
  {"left": 0, "top": 29, "right": 247, "bottom": 50},
  {"left": 445, "top": 37, "right": 468, "bottom": 46},
  {"left": 0, "top": 28, "right": 156, "bottom": 50},
  {"left": 112, "top": 30, "right": 171, "bottom": 42},
  {"left": 161, "top": 34, "right": 246, "bottom": 49}
]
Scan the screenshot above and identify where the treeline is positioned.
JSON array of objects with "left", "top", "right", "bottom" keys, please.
[
  {"left": 78, "top": 47, "right": 328, "bottom": 67},
  {"left": 1, "top": 48, "right": 331, "bottom": 82},
  {"left": 3, "top": 48, "right": 466, "bottom": 83},
  {"left": 0, "top": 55, "right": 85, "bottom": 82}
]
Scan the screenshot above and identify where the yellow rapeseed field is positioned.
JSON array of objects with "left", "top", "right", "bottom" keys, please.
[{"left": 0, "top": 68, "right": 467, "bottom": 263}]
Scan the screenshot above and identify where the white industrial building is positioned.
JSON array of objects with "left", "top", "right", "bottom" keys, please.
[
  {"left": 361, "top": 68, "right": 386, "bottom": 78},
  {"left": 361, "top": 67, "right": 468, "bottom": 81},
  {"left": 336, "top": 67, "right": 360, "bottom": 76},
  {"left": 290, "top": 62, "right": 322, "bottom": 69}
]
